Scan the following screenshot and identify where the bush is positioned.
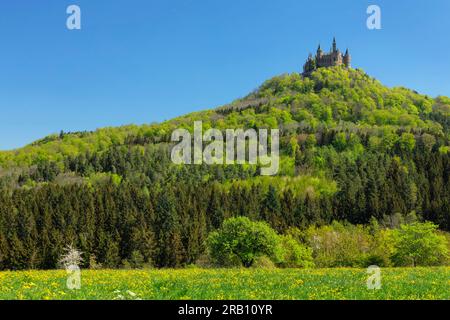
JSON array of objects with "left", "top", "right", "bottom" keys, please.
[
  {"left": 207, "top": 219, "right": 449, "bottom": 269},
  {"left": 304, "top": 222, "right": 370, "bottom": 267},
  {"left": 277, "top": 235, "right": 314, "bottom": 268},
  {"left": 303, "top": 221, "right": 394, "bottom": 267},
  {"left": 206, "top": 217, "right": 280, "bottom": 268},
  {"left": 129, "top": 250, "right": 145, "bottom": 269},
  {"left": 88, "top": 254, "right": 102, "bottom": 270},
  {"left": 365, "top": 229, "right": 396, "bottom": 267},
  {"left": 194, "top": 254, "right": 214, "bottom": 268},
  {"left": 391, "top": 222, "right": 448, "bottom": 266},
  {"left": 251, "top": 256, "right": 277, "bottom": 269}
]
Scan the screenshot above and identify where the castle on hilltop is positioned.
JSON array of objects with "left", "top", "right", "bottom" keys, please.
[{"left": 303, "top": 38, "right": 351, "bottom": 75}]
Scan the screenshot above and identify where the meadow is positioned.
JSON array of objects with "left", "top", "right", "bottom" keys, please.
[{"left": 0, "top": 267, "right": 448, "bottom": 300}]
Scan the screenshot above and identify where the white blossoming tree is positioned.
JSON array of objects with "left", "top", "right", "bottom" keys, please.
[{"left": 58, "top": 244, "right": 83, "bottom": 269}]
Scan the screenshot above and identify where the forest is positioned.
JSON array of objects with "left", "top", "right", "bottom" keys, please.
[{"left": 0, "top": 67, "right": 448, "bottom": 270}]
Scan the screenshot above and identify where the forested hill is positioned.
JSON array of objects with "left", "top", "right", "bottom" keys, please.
[
  {"left": 0, "top": 67, "right": 449, "bottom": 167},
  {"left": 0, "top": 67, "right": 449, "bottom": 269}
]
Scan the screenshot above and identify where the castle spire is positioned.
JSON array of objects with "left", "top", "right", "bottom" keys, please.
[
  {"left": 332, "top": 37, "right": 337, "bottom": 52},
  {"left": 316, "top": 44, "right": 323, "bottom": 57}
]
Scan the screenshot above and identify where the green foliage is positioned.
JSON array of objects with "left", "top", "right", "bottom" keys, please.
[
  {"left": 1, "top": 67, "right": 448, "bottom": 170},
  {"left": 207, "top": 217, "right": 281, "bottom": 268},
  {"left": 129, "top": 250, "right": 145, "bottom": 269},
  {"left": 439, "top": 146, "right": 450, "bottom": 154},
  {"left": 0, "top": 67, "right": 449, "bottom": 271},
  {"left": 391, "top": 222, "right": 448, "bottom": 266},
  {"left": 88, "top": 172, "right": 122, "bottom": 186},
  {"left": 154, "top": 190, "right": 184, "bottom": 267},
  {"left": 277, "top": 235, "right": 314, "bottom": 268},
  {"left": 398, "top": 133, "right": 416, "bottom": 152},
  {"left": 301, "top": 221, "right": 449, "bottom": 268},
  {"left": 251, "top": 256, "right": 277, "bottom": 269},
  {"left": 303, "top": 222, "right": 395, "bottom": 268},
  {"left": 207, "top": 217, "right": 315, "bottom": 269}
]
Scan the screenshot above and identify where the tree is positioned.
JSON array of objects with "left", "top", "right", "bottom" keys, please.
[
  {"left": 398, "top": 133, "right": 416, "bottom": 153},
  {"left": 391, "top": 222, "right": 448, "bottom": 266},
  {"left": 129, "top": 250, "right": 145, "bottom": 269},
  {"left": 277, "top": 235, "right": 314, "bottom": 268},
  {"left": 333, "top": 132, "right": 347, "bottom": 152},
  {"left": 207, "top": 217, "right": 280, "bottom": 267},
  {"left": 263, "top": 185, "right": 282, "bottom": 230},
  {"left": 58, "top": 244, "right": 83, "bottom": 269},
  {"left": 154, "top": 190, "right": 184, "bottom": 267}
]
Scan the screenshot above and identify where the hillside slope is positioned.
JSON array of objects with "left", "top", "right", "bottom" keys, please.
[
  {"left": 0, "top": 67, "right": 449, "bottom": 269},
  {"left": 1, "top": 67, "right": 449, "bottom": 166}
]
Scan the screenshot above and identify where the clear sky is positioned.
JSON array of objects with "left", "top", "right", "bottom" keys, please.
[{"left": 1, "top": 0, "right": 449, "bottom": 150}]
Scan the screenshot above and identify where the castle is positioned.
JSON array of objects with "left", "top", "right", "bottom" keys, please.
[{"left": 303, "top": 38, "right": 351, "bottom": 75}]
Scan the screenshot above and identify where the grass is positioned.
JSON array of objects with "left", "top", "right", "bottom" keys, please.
[{"left": 0, "top": 267, "right": 448, "bottom": 300}]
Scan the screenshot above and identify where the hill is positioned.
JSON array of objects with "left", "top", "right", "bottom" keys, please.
[
  {"left": 0, "top": 66, "right": 449, "bottom": 269},
  {"left": 1, "top": 67, "right": 449, "bottom": 166}
]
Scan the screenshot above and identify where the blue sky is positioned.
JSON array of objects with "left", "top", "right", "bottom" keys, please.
[{"left": 0, "top": 0, "right": 449, "bottom": 150}]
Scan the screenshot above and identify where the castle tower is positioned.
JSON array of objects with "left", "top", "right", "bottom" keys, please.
[
  {"left": 343, "top": 49, "right": 351, "bottom": 67},
  {"left": 316, "top": 44, "right": 323, "bottom": 58},
  {"left": 332, "top": 37, "right": 337, "bottom": 53}
]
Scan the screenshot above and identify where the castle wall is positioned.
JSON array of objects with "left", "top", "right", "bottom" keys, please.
[{"left": 316, "top": 52, "right": 343, "bottom": 68}]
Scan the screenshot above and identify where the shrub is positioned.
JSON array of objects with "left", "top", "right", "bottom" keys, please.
[
  {"left": 303, "top": 221, "right": 395, "bottom": 268},
  {"left": 251, "top": 256, "right": 277, "bottom": 269},
  {"left": 391, "top": 222, "right": 448, "bottom": 266},
  {"left": 129, "top": 250, "right": 145, "bottom": 269},
  {"left": 304, "top": 222, "right": 371, "bottom": 267},
  {"left": 277, "top": 235, "right": 314, "bottom": 268},
  {"left": 194, "top": 254, "right": 213, "bottom": 268},
  {"left": 88, "top": 254, "right": 102, "bottom": 270},
  {"left": 365, "top": 229, "right": 396, "bottom": 267}
]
